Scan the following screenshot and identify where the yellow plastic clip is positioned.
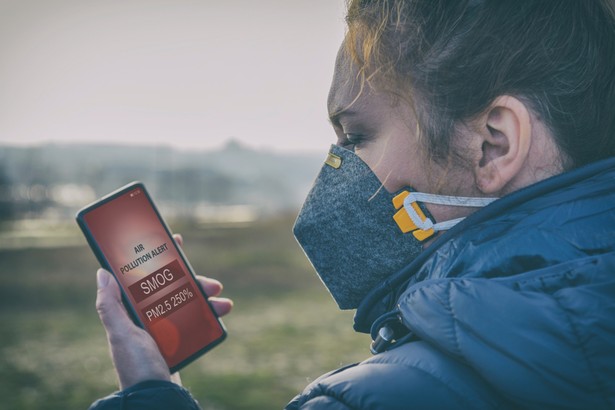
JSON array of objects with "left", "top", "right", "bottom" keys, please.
[
  {"left": 392, "top": 191, "right": 435, "bottom": 241},
  {"left": 325, "top": 152, "right": 342, "bottom": 169}
]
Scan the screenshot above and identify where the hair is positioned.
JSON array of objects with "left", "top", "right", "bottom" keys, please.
[{"left": 345, "top": 0, "right": 615, "bottom": 170}]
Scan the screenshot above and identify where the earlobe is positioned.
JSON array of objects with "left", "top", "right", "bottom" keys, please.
[{"left": 475, "top": 96, "right": 532, "bottom": 194}]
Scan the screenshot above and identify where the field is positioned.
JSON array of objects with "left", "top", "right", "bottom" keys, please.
[{"left": 0, "top": 215, "right": 369, "bottom": 410}]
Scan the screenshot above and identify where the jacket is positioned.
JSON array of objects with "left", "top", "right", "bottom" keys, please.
[
  {"left": 91, "top": 157, "right": 615, "bottom": 409},
  {"left": 287, "top": 157, "right": 615, "bottom": 409}
]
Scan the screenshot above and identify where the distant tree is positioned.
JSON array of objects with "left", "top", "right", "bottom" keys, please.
[
  {"left": 0, "top": 163, "right": 14, "bottom": 222},
  {"left": 156, "top": 168, "right": 236, "bottom": 204}
]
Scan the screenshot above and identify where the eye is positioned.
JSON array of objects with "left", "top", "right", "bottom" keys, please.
[
  {"left": 345, "top": 133, "right": 363, "bottom": 143},
  {"left": 341, "top": 133, "right": 364, "bottom": 150}
]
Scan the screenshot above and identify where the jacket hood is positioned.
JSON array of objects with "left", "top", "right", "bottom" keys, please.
[{"left": 397, "top": 254, "right": 615, "bottom": 407}]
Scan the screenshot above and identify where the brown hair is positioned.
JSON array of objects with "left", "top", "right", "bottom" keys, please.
[{"left": 345, "top": 0, "right": 615, "bottom": 169}]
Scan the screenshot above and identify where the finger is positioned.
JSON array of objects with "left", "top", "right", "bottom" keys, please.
[
  {"left": 96, "top": 269, "right": 135, "bottom": 337},
  {"left": 170, "top": 372, "right": 182, "bottom": 386},
  {"left": 173, "top": 233, "right": 183, "bottom": 247},
  {"left": 209, "top": 297, "right": 233, "bottom": 317},
  {"left": 196, "top": 275, "right": 224, "bottom": 297}
]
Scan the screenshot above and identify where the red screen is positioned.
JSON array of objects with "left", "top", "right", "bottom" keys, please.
[{"left": 82, "top": 186, "right": 224, "bottom": 369}]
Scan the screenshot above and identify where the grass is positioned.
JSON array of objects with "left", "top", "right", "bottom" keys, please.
[{"left": 0, "top": 214, "right": 370, "bottom": 410}]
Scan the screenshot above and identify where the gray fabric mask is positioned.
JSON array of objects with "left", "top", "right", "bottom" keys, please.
[
  {"left": 294, "top": 145, "right": 498, "bottom": 309},
  {"left": 293, "top": 144, "right": 426, "bottom": 310}
]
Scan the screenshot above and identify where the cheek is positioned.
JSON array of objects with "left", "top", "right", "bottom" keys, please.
[{"left": 357, "top": 133, "right": 425, "bottom": 193}]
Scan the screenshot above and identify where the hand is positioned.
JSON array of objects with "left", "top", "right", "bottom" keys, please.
[{"left": 95, "top": 234, "right": 233, "bottom": 390}]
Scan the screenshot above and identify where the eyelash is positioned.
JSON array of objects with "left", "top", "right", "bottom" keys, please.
[{"left": 341, "top": 133, "right": 364, "bottom": 149}]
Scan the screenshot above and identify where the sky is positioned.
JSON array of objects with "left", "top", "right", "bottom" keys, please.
[{"left": 0, "top": 0, "right": 347, "bottom": 153}]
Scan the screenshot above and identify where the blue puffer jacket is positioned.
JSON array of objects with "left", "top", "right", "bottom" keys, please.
[
  {"left": 90, "top": 157, "right": 615, "bottom": 409},
  {"left": 287, "top": 157, "right": 615, "bottom": 409}
]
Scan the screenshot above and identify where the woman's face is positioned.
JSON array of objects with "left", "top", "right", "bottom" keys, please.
[{"left": 327, "top": 48, "right": 479, "bottom": 225}]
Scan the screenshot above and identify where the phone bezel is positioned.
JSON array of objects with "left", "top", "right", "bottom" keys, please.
[{"left": 76, "top": 181, "right": 227, "bottom": 373}]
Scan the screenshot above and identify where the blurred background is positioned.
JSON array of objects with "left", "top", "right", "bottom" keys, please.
[{"left": 0, "top": 1, "right": 371, "bottom": 409}]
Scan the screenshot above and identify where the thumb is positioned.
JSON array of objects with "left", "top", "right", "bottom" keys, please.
[{"left": 96, "top": 269, "right": 134, "bottom": 336}]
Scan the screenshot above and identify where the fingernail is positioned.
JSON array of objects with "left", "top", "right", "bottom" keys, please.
[{"left": 97, "top": 269, "right": 110, "bottom": 289}]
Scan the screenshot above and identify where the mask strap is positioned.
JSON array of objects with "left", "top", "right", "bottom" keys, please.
[{"left": 402, "top": 192, "right": 498, "bottom": 232}]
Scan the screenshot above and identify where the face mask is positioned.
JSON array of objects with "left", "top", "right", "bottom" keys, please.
[{"left": 293, "top": 144, "right": 497, "bottom": 309}]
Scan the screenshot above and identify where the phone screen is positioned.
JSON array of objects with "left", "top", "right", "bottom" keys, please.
[{"left": 77, "top": 182, "right": 226, "bottom": 371}]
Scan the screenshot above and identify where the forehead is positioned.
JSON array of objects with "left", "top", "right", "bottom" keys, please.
[
  {"left": 327, "top": 45, "right": 407, "bottom": 124},
  {"left": 327, "top": 46, "right": 364, "bottom": 118}
]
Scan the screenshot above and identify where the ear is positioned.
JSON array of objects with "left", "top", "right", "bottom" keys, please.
[{"left": 474, "top": 96, "right": 532, "bottom": 194}]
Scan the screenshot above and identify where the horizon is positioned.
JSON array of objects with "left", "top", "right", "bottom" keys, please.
[{"left": 0, "top": 136, "right": 330, "bottom": 156}]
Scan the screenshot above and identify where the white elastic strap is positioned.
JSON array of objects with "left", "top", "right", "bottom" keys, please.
[
  {"left": 406, "top": 192, "right": 498, "bottom": 208},
  {"left": 432, "top": 217, "right": 465, "bottom": 231},
  {"left": 402, "top": 192, "right": 498, "bottom": 232},
  {"left": 402, "top": 197, "right": 435, "bottom": 231}
]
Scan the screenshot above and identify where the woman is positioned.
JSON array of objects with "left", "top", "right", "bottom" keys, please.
[{"left": 91, "top": 1, "right": 615, "bottom": 408}]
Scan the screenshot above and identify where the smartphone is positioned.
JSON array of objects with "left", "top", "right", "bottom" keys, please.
[{"left": 76, "top": 181, "right": 226, "bottom": 372}]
